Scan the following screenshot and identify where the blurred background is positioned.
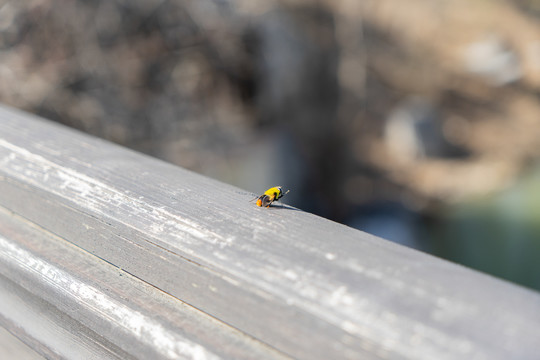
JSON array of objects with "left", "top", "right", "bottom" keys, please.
[{"left": 1, "top": 0, "right": 540, "bottom": 291}]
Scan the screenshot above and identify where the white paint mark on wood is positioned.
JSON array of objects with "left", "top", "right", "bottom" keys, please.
[
  {"left": 327, "top": 286, "right": 354, "bottom": 307},
  {"left": 324, "top": 253, "right": 336, "bottom": 261},
  {"left": 283, "top": 270, "right": 298, "bottom": 281}
]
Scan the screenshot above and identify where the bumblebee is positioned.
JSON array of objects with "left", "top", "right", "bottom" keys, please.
[{"left": 254, "top": 186, "right": 289, "bottom": 208}]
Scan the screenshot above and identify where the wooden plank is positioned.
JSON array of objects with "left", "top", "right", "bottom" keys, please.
[
  {"left": 0, "top": 206, "right": 286, "bottom": 360},
  {"left": 0, "top": 104, "right": 539, "bottom": 359}
]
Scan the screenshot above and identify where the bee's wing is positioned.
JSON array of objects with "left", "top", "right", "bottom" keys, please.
[{"left": 260, "top": 195, "right": 272, "bottom": 207}]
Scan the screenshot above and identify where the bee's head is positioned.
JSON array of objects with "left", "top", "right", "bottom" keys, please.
[{"left": 276, "top": 187, "right": 289, "bottom": 200}]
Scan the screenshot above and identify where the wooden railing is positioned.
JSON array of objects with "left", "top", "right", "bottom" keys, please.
[{"left": 0, "top": 104, "right": 539, "bottom": 359}]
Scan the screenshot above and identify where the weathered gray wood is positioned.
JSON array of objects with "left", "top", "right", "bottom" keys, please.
[
  {"left": 0, "top": 206, "right": 284, "bottom": 360},
  {"left": 0, "top": 104, "right": 539, "bottom": 359}
]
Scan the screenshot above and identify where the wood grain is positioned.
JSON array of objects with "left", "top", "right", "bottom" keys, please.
[{"left": 0, "top": 104, "right": 539, "bottom": 359}]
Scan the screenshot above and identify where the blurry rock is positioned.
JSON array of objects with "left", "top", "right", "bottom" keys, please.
[
  {"left": 385, "top": 97, "right": 466, "bottom": 164},
  {"left": 464, "top": 34, "right": 522, "bottom": 86}
]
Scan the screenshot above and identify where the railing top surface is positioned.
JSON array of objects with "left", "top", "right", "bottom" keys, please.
[{"left": 0, "top": 104, "right": 539, "bottom": 359}]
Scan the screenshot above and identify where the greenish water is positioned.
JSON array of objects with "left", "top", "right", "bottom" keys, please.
[{"left": 432, "top": 168, "right": 540, "bottom": 291}]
